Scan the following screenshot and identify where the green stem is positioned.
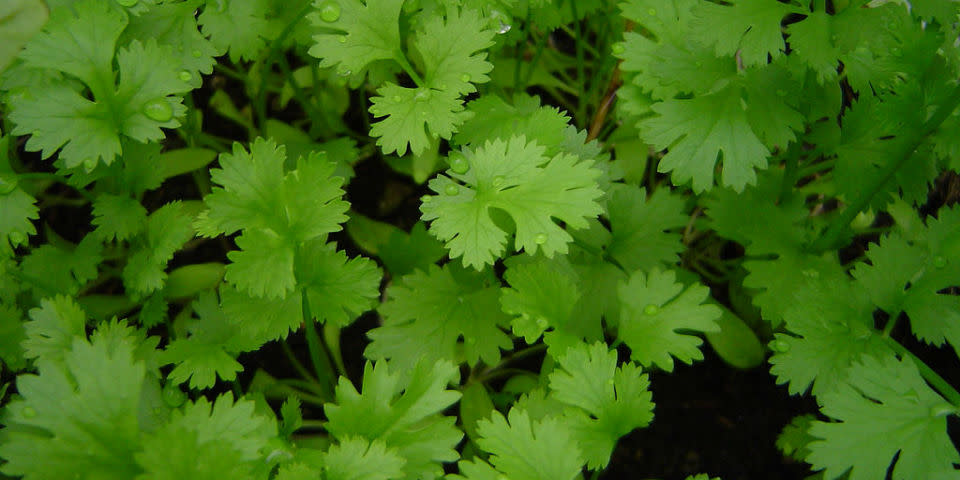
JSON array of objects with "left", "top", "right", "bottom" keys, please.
[
  {"left": 796, "top": 159, "right": 835, "bottom": 178},
  {"left": 298, "top": 419, "right": 327, "bottom": 430},
  {"left": 568, "top": 0, "right": 587, "bottom": 124},
  {"left": 16, "top": 173, "right": 95, "bottom": 203},
  {"left": 254, "top": 1, "right": 314, "bottom": 132},
  {"left": 881, "top": 313, "right": 900, "bottom": 338},
  {"left": 301, "top": 289, "right": 336, "bottom": 400},
  {"left": 278, "top": 378, "right": 327, "bottom": 397},
  {"left": 884, "top": 337, "right": 960, "bottom": 407},
  {"left": 808, "top": 84, "right": 960, "bottom": 253},
  {"left": 520, "top": 31, "right": 549, "bottom": 92},
  {"left": 281, "top": 339, "right": 320, "bottom": 383},
  {"left": 275, "top": 54, "right": 328, "bottom": 125},
  {"left": 778, "top": 142, "right": 801, "bottom": 204},
  {"left": 393, "top": 51, "right": 425, "bottom": 87}
]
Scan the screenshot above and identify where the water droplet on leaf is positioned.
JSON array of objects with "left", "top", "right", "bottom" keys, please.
[
  {"left": 421, "top": 195, "right": 433, "bottom": 203},
  {"left": 535, "top": 317, "right": 549, "bottom": 329},
  {"left": 318, "top": 1, "right": 341, "bottom": 22},
  {"left": 643, "top": 304, "right": 659, "bottom": 315},
  {"left": 930, "top": 403, "right": 956, "bottom": 417},
  {"left": 22, "top": 407, "right": 36, "bottom": 418},
  {"left": 178, "top": 71, "right": 192, "bottom": 82},
  {"left": 191, "top": 49, "right": 203, "bottom": 58},
  {"left": 492, "top": 176, "right": 505, "bottom": 188},
  {"left": 647, "top": 8, "right": 656, "bottom": 15},
  {"left": 445, "top": 184, "right": 459, "bottom": 196},
  {"left": 116, "top": 0, "right": 137, "bottom": 6},
  {"left": 143, "top": 99, "right": 173, "bottom": 122},
  {"left": 933, "top": 256, "right": 947, "bottom": 268},
  {"left": 9, "top": 231, "right": 26, "bottom": 246},
  {"left": 460, "top": 73, "right": 472, "bottom": 82},
  {"left": 337, "top": 35, "right": 347, "bottom": 43},
  {"left": 612, "top": 43, "right": 625, "bottom": 55},
  {"left": 534, "top": 233, "right": 547, "bottom": 245},
  {"left": 497, "top": 21, "right": 511, "bottom": 34},
  {"left": 162, "top": 383, "right": 187, "bottom": 407},
  {"left": 337, "top": 67, "right": 351, "bottom": 77},
  {"left": 415, "top": 89, "right": 432, "bottom": 101},
  {"left": 392, "top": 95, "right": 403, "bottom": 102},
  {"left": 449, "top": 154, "right": 469, "bottom": 174},
  {"left": 770, "top": 339, "right": 790, "bottom": 353},
  {"left": 0, "top": 174, "right": 18, "bottom": 194}
]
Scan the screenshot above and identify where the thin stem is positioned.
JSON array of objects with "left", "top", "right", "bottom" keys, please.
[
  {"left": 301, "top": 289, "right": 336, "bottom": 400},
  {"left": 808, "top": 83, "right": 960, "bottom": 253},
  {"left": 778, "top": 142, "right": 801, "bottom": 204},
  {"left": 298, "top": 419, "right": 327, "bottom": 430},
  {"left": 281, "top": 339, "right": 320, "bottom": 383},
  {"left": 254, "top": 1, "right": 314, "bottom": 132},
  {"left": 796, "top": 159, "right": 835, "bottom": 178},
  {"left": 278, "top": 378, "right": 327, "bottom": 396},
  {"left": 520, "top": 29, "right": 549, "bottom": 92},
  {"left": 568, "top": 0, "right": 587, "bottom": 124},
  {"left": 885, "top": 337, "right": 960, "bottom": 407},
  {"left": 393, "top": 52, "right": 424, "bottom": 87},
  {"left": 275, "top": 54, "right": 328, "bottom": 125}
]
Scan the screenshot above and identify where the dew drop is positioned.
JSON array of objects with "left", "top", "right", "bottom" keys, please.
[
  {"left": 8, "top": 231, "right": 27, "bottom": 246},
  {"left": 318, "top": 0, "right": 341, "bottom": 22},
  {"left": 22, "top": 407, "right": 36, "bottom": 418},
  {"left": 420, "top": 195, "right": 433, "bottom": 203},
  {"left": 337, "top": 35, "right": 347, "bottom": 43},
  {"left": 930, "top": 403, "right": 956, "bottom": 417},
  {"left": 770, "top": 339, "right": 791, "bottom": 353},
  {"left": 162, "top": 383, "right": 187, "bottom": 408},
  {"left": 647, "top": 8, "right": 656, "bottom": 15},
  {"left": 0, "top": 173, "right": 18, "bottom": 194},
  {"left": 534, "top": 233, "right": 547, "bottom": 245},
  {"left": 143, "top": 98, "right": 173, "bottom": 122},
  {"left": 933, "top": 256, "right": 948, "bottom": 268},
  {"left": 337, "top": 67, "right": 352, "bottom": 77},
  {"left": 82, "top": 157, "right": 98, "bottom": 170},
  {"left": 116, "top": 0, "right": 137, "bottom": 6},
  {"left": 497, "top": 21, "right": 511, "bottom": 34},
  {"left": 392, "top": 95, "right": 403, "bottom": 102},
  {"left": 415, "top": 89, "right": 432, "bottom": 101},
  {"left": 460, "top": 73, "right": 472, "bottom": 83},
  {"left": 449, "top": 154, "right": 469, "bottom": 174},
  {"left": 612, "top": 43, "right": 625, "bottom": 55},
  {"left": 178, "top": 70, "right": 192, "bottom": 82},
  {"left": 643, "top": 304, "right": 659, "bottom": 315},
  {"left": 445, "top": 184, "right": 459, "bottom": 196},
  {"left": 535, "top": 317, "right": 549, "bottom": 329},
  {"left": 191, "top": 49, "right": 203, "bottom": 58},
  {"left": 607, "top": 378, "right": 615, "bottom": 386},
  {"left": 491, "top": 176, "right": 505, "bottom": 188}
]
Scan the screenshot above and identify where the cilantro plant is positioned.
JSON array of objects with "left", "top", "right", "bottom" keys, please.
[{"left": 0, "top": 0, "right": 959, "bottom": 479}]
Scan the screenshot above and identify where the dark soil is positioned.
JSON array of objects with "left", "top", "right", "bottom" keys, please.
[{"left": 601, "top": 348, "right": 818, "bottom": 480}]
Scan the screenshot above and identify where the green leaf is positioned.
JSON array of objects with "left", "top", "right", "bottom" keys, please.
[
  {"left": 617, "top": 268, "right": 721, "bottom": 372},
  {"left": 123, "top": 202, "right": 195, "bottom": 297},
  {"left": 454, "top": 94, "right": 571, "bottom": 154},
  {"left": 704, "top": 306, "right": 765, "bottom": 370},
  {"left": 690, "top": 0, "right": 797, "bottom": 67},
  {"left": 548, "top": 342, "right": 654, "bottom": 468},
  {"left": 21, "top": 295, "right": 86, "bottom": 362},
  {"left": 0, "top": 334, "right": 145, "bottom": 480},
  {"left": 379, "top": 221, "right": 446, "bottom": 276},
  {"left": 367, "top": 263, "right": 512, "bottom": 371},
  {"left": 606, "top": 184, "right": 688, "bottom": 272},
  {"left": 308, "top": 0, "right": 405, "bottom": 81},
  {"left": 324, "top": 360, "right": 463, "bottom": 479},
  {"left": 642, "top": 85, "right": 769, "bottom": 193},
  {"left": 0, "top": 134, "right": 38, "bottom": 254},
  {"left": 414, "top": 7, "right": 495, "bottom": 94},
  {"left": 0, "top": 303, "right": 27, "bottom": 370},
  {"left": 198, "top": 0, "right": 271, "bottom": 62},
  {"left": 421, "top": 136, "right": 603, "bottom": 268},
  {"left": 475, "top": 408, "right": 584, "bottom": 480},
  {"left": 325, "top": 437, "right": 407, "bottom": 480},
  {"left": 368, "top": 84, "right": 471, "bottom": 156},
  {"left": 11, "top": 0, "right": 192, "bottom": 169},
  {"left": 807, "top": 354, "right": 960, "bottom": 480},
  {"left": 91, "top": 194, "right": 148, "bottom": 242},
  {"left": 0, "top": 0, "right": 48, "bottom": 74},
  {"left": 20, "top": 234, "right": 102, "bottom": 298}
]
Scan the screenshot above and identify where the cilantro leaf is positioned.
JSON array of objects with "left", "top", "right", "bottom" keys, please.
[
  {"left": 421, "top": 136, "right": 604, "bottom": 269},
  {"left": 0, "top": 303, "right": 26, "bottom": 370},
  {"left": 308, "top": 0, "right": 405, "bottom": 80},
  {"left": 548, "top": 342, "right": 654, "bottom": 468},
  {"left": 606, "top": 184, "right": 688, "bottom": 272},
  {"left": 475, "top": 408, "right": 584, "bottom": 480},
  {"left": 195, "top": 138, "right": 350, "bottom": 299},
  {"left": 641, "top": 85, "right": 770, "bottom": 193},
  {"left": 198, "top": 0, "right": 271, "bottom": 62},
  {"left": 617, "top": 268, "right": 721, "bottom": 372},
  {"left": 91, "top": 193, "right": 148, "bottom": 242},
  {"left": 21, "top": 295, "right": 87, "bottom": 362},
  {"left": 20, "top": 234, "right": 103, "bottom": 298},
  {"left": 413, "top": 7, "right": 496, "bottom": 94},
  {"left": 11, "top": 0, "right": 192, "bottom": 169},
  {"left": 807, "top": 354, "right": 960, "bottom": 480},
  {"left": 367, "top": 263, "right": 512, "bottom": 371},
  {"left": 0, "top": 0, "right": 48, "bottom": 74},
  {"left": 691, "top": 0, "right": 798, "bottom": 67},
  {"left": 325, "top": 436, "right": 407, "bottom": 480},
  {"left": 122, "top": 201, "right": 195, "bottom": 298},
  {"left": 123, "top": 0, "right": 219, "bottom": 86},
  {"left": 368, "top": 84, "right": 471, "bottom": 156},
  {"left": 769, "top": 276, "right": 893, "bottom": 398},
  {"left": 0, "top": 133, "right": 38, "bottom": 254},
  {"left": 454, "top": 94, "right": 571, "bottom": 154},
  {"left": 324, "top": 360, "right": 463, "bottom": 479},
  {"left": 0, "top": 335, "right": 145, "bottom": 480}
]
